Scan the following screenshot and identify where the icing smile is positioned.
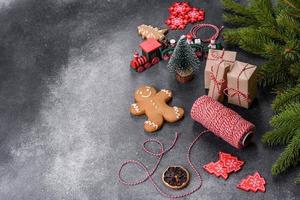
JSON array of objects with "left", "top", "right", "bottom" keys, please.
[
  {"left": 141, "top": 91, "right": 152, "bottom": 98},
  {"left": 138, "top": 87, "right": 152, "bottom": 98}
]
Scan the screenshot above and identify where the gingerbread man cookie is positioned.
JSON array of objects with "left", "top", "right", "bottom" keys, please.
[{"left": 130, "top": 85, "right": 184, "bottom": 132}]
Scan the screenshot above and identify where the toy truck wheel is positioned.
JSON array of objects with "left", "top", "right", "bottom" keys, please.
[
  {"left": 137, "top": 66, "right": 145, "bottom": 73},
  {"left": 144, "top": 62, "right": 151, "bottom": 69},
  {"left": 130, "top": 61, "right": 138, "bottom": 69},
  {"left": 151, "top": 57, "right": 160, "bottom": 65}
]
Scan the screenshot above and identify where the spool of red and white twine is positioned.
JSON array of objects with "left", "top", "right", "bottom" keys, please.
[{"left": 191, "top": 95, "right": 255, "bottom": 149}]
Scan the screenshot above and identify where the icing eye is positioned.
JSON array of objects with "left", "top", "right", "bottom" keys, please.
[{"left": 139, "top": 91, "right": 142, "bottom": 94}]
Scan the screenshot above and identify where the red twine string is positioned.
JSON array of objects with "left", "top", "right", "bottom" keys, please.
[
  {"left": 210, "top": 64, "right": 225, "bottom": 96},
  {"left": 189, "top": 23, "right": 221, "bottom": 42},
  {"left": 118, "top": 131, "right": 208, "bottom": 199},
  {"left": 223, "top": 64, "right": 253, "bottom": 106},
  {"left": 207, "top": 49, "right": 233, "bottom": 96},
  {"left": 190, "top": 96, "right": 255, "bottom": 149}
]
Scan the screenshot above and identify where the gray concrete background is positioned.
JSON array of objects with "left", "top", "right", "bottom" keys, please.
[{"left": 0, "top": 0, "right": 299, "bottom": 199}]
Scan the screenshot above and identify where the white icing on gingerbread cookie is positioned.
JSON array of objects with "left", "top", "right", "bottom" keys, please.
[
  {"left": 130, "top": 85, "right": 184, "bottom": 132},
  {"left": 173, "top": 106, "right": 181, "bottom": 119}
]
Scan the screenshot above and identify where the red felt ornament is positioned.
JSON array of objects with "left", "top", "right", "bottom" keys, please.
[
  {"left": 219, "top": 152, "right": 244, "bottom": 173},
  {"left": 165, "top": 15, "right": 188, "bottom": 30},
  {"left": 237, "top": 172, "right": 266, "bottom": 193},
  {"left": 203, "top": 161, "right": 229, "bottom": 179},
  {"left": 168, "top": 2, "right": 191, "bottom": 16},
  {"left": 186, "top": 8, "right": 205, "bottom": 23}
]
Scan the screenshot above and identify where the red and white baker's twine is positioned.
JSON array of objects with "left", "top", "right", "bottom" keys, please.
[
  {"left": 190, "top": 23, "right": 223, "bottom": 42},
  {"left": 223, "top": 63, "right": 254, "bottom": 106},
  {"left": 118, "top": 131, "right": 208, "bottom": 199},
  {"left": 210, "top": 65, "right": 225, "bottom": 95},
  {"left": 208, "top": 49, "right": 231, "bottom": 95},
  {"left": 191, "top": 96, "right": 255, "bottom": 149},
  {"left": 208, "top": 50, "right": 253, "bottom": 106}
]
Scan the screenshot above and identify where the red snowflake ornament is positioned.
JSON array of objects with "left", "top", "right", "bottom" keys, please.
[
  {"left": 237, "top": 172, "right": 266, "bottom": 193},
  {"left": 168, "top": 2, "right": 191, "bottom": 16},
  {"left": 186, "top": 8, "right": 205, "bottom": 23},
  {"left": 165, "top": 15, "right": 188, "bottom": 30},
  {"left": 203, "top": 161, "right": 229, "bottom": 179},
  {"left": 219, "top": 152, "right": 244, "bottom": 173}
]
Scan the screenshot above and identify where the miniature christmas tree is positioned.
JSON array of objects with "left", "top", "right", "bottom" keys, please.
[
  {"left": 167, "top": 35, "right": 200, "bottom": 83},
  {"left": 222, "top": 0, "right": 300, "bottom": 184}
]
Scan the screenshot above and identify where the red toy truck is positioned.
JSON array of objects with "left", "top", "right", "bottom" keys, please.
[{"left": 130, "top": 38, "right": 162, "bottom": 73}]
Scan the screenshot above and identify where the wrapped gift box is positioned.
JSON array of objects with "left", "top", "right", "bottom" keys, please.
[
  {"left": 204, "top": 49, "right": 237, "bottom": 89},
  {"left": 208, "top": 62, "right": 232, "bottom": 102},
  {"left": 225, "top": 61, "right": 257, "bottom": 109}
]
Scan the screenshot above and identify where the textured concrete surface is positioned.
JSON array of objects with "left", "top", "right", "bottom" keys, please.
[{"left": 0, "top": 0, "right": 299, "bottom": 199}]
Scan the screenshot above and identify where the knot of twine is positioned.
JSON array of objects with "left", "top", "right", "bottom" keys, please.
[
  {"left": 223, "top": 88, "right": 251, "bottom": 103},
  {"left": 118, "top": 131, "right": 208, "bottom": 199},
  {"left": 223, "top": 63, "right": 253, "bottom": 106}
]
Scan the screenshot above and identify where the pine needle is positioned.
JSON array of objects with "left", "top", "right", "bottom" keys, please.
[
  {"left": 262, "top": 126, "right": 297, "bottom": 146},
  {"left": 295, "top": 173, "right": 300, "bottom": 184},
  {"left": 271, "top": 130, "right": 300, "bottom": 175},
  {"left": 272, "top": 84, "right": 300, "bottom": 112}
]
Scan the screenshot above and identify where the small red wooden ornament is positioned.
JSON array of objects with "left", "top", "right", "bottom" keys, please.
[
  {"left": 168, "top": 2, "right": 191, "bottom": 16},
  {"left": 203, "top": 161, "right": 229, "bottom": 179},
  {"left": 186, "top": 8, "right": 205, "bottom": 23},
  {"left": 219, "top": 152, "right": 244, "bottom": 173},
  {"left": 186, "top": 34, "right": 193, "bottom": 41},
  {"left": 237, "top": 172, "right": 266, "bottom": 193},
  {"left": 165, "top": 15, "right": 188, "bottom": 30}
]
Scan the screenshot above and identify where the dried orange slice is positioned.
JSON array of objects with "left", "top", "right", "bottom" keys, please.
[{"left": 162, "top": 166, "right": 190, "bottom": 190}]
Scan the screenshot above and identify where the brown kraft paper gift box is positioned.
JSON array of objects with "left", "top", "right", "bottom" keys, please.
[
  {"left": 204, "top": 49, "right": 237, "bottom": 89},
  {"left": 225, "top": 61, "right": 257, "bottom": 109},
  {"left": 208, "top": 62, "right": 232, "bottom": 102}
]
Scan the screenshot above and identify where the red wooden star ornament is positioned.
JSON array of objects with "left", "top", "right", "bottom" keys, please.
[
  {"left": 168, "top": 2, "right": 191, "bottom": 16},
  {"left": 185, "top": 8, "right": 205, "bottom": 23},
  {"left": 237, "top": 172, "right": 266, "bottom": 193},
  {"left": 165, "top": 15, "right": 188, "bottom": 30}
]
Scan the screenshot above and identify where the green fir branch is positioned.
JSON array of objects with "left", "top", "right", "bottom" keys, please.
[
  {"left": 289, "top": 62, "right": 300, "bottom": 82},
  {"left": 221, "top": 0, "right": 253, "bottom": 17},
  {"left": 272, "top": 84, "right": 300, "bottom": 112},
  {"left": 251, "top": 0, "right": 277, "bottom": 27},
  {"left": 270, "top": 103, "right": 300, "bottom": 129},
  {"left": 271, "top": 130, "right": 300, "bottom": 175},
  {"left": 296, "top": 173, "right": 300, "bottom": 184},
  {"left": 222, "top": 29, "right": 242, "bottom": 45},
  {"left": 276, "top": 12, "right": 300, "bottom": 34},
  {"left": 235, "top": 27, "right": 269, "bottom": 54},
  {"left": 223, "top": 13, "right": 255, "bottom": 26},
  {"left": 282, "top": 0, "right": 300, "bottom": 12},
  {"left": 258, "top": 61, "right": 288, "bottom": 87},
  {"left": 262, "top": 126, "right": 297, "bottom": 146},
  {"left": 222, "top": 0, "right": 300, "bottom": 183}
]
